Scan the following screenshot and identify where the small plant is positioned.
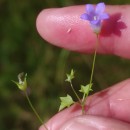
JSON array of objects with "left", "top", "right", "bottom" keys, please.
[
  {"left": 12, "top": 73, "right": 48, "bottom": 130},
  {"left": 12, "top": 2, "right": 109, "bottom": 129},
  {"left": 59, "top": 2, "right": 109, "bottom": 114}
]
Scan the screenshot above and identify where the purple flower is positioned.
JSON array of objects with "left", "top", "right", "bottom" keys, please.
[{"left": 80, "top": 2, "right": 109, "bottom": 34}]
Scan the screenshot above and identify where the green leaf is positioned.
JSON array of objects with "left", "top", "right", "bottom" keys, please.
[
  {"left": 59, "top": 94, "right": 74, "bottom": 111},
  {"left": 12, "top": 72, "right": 27, "bottom": 91},
  {"left": 79, "top": 83, "right": 93, "bottom": 95},
  {"left": 65, "top": 69, "right": 75, "bottom": 82}
]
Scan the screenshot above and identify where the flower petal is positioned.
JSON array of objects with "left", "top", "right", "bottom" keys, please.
[
  {"left": 80, "top": 13, "right": 90, "bottom": 20},
  {"left": 99, "top": 13, "right": 109, "bottom": 20},
  {"left": 95, "top": 2, "right": 105, "bottom": 14},
  {"left": 90, "top": 20, "right": 100, "bottom": 25},
  {"left": 86, "top": 4, "right": 95, "bottom": 14}
]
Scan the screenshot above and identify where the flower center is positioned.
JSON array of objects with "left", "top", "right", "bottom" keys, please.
[{"left": 93, "top": 16, "right": 97, "bottom": 20}]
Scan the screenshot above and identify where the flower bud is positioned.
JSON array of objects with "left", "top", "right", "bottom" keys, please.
[{"left": 12, "top": 72, "right": 27, "bottom": 91}]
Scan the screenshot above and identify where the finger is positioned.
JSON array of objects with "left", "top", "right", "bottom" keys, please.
[
  {"left": 36, "top": 5, "right": 130, "bottom": 58},
  {"left": 40, "top": 115, "right": 130, "bottom": 130},
  {"left": 60, "top": 115, "right": 130, "bottom": 130},
  {"left": 39, "top": 79, "right": 130, "bottom": 130}
]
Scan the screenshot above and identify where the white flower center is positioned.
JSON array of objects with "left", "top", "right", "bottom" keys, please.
[{"left": 94, "top": 16, "right": 97, "bottom": 20}]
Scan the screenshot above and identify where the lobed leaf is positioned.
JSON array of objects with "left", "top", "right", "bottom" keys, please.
[
  {"left": 79, "top": 83, "right": 93, "bottom": 95},
  {"left": 59, "top": 94, "right": 74, "bottom": 111}
]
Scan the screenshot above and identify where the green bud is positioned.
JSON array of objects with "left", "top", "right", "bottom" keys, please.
[
  {"left": 12, "top": 72, "right": 27, "bottom": 91},
  {"left": 79, "top": 83, "right": 93, "bottom": 94},
  {"left": 65, "top": 69, "right": 75, "bottom": 82}
]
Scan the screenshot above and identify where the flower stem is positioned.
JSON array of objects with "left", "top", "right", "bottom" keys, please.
[
  {"left": 69, "top": 81, "right": 81, "bottom": 104},
  {"left": 24, "top": 91, "right": 48, "bottom": 130},
  {"left": 82, "top": 34, "right": 99, "bottom": 114},
  {"left": 81, "top": 93, "right": 86, "bottom": 114},
  {"left": 89, "top": 34, "right": 99, "bottom": 89}
]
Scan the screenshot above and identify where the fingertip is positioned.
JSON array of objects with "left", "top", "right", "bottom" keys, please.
[
  {"left": 36, "top": 9, "right": 51, "bottom": 41},
  {"left": 36, "top": 6, "right": 96, "bottom": 53},
  {"left": 39, "top": 125, "right": 48, "bottom": 130},
  {"left": 36, "top": 5, "right": 130, "bottom": 58}
]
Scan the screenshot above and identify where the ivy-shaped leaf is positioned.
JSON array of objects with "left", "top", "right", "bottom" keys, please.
[
  {"left": 79, "top": 83, "right": 93, "bottom": 95},
  {"left": 59, "top": 94, "right": 74, "bottom": 111}
]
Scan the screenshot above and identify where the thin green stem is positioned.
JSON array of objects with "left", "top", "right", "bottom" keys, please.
[
  {"left": 24, "top": 91, "right": 48, "bottom": 130},
  {"left": 81, "top": 93, "right": 86, "bottom": 114},
  {"left": 70, "top": 81, "right": 85, "bottom": 114},
  {"left": 89, "top": 34, "right": 99, "bottom": 88},
  {"left": 82, "top": 34, "right": 99, "bottom": 114},
  {"left": 82, "top": 93, "right": 86, "bottom": 103},
  {"left": 81, "top": 105, "right": 85, "bottom": 115},
  {"left": 70, "top": 81, "right": 81, "bottom": 104}
]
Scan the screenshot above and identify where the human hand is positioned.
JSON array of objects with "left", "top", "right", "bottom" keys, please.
[{"left": 36, "top": 4, "right": 130, "bottom": 130}]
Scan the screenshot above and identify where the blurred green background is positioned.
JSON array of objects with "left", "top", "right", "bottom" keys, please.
[{"left": 1, "top": 0, "right": 130, "bottom": 130}]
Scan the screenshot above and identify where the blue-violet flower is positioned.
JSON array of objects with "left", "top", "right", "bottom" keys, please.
[{"left": 80, "top": 2, "right": 109, "bottom": 34}]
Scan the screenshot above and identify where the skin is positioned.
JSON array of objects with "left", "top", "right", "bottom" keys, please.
[{"left": 36, "top": 4, "right": 130, "bottom": 130}]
